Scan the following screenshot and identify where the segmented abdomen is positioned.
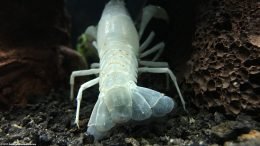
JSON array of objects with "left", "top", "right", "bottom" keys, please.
[
  {"left": 99, "top": 45, "right": 138, "bottom": 93},
  {"left": 96, "top": 0, "right": 139, "bottom": 94}
]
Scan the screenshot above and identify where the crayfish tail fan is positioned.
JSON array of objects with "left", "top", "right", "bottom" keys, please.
[
  {"left": 87, "top": 98, "right": 115, "bottom": 140},
  {"left": 132, "top": 86, "right": 175, "bottom": 118},
  {"left": 131, "top": 88, "right": 153, "bottom": 120}
]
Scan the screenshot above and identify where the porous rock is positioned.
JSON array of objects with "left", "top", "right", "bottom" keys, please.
[{"left": 185, "top": 0, "right": 259, "bottom": 114}]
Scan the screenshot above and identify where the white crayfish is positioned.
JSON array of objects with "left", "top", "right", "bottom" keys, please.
[{"left": 70, "top": 0, "right": 186, "bottom": 140}]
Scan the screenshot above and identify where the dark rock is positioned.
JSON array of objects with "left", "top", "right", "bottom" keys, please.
[
  {"left": 224, "top": 130, "right": 260, "bottom": 146},
  {"left": 211, "top": 120, "right": 252, "bottom": 144},
  {"left": 214, "top": 112, "right": 226, "bottom": 123},
  {"left": 38, "top": 133, "right": 52, "bottom": 145},
  {"left": 185, "top": 0, "right": 260, "bottom": 114},
  {"left": 83, "top": 133, "right": 95, "bottom": 144},
  {"left": 0, "top": 0, "right": 86, "bottom": 109}
]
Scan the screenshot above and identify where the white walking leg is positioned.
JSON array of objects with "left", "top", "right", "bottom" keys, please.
[
  {"left": 75, "top": 77, "right": 100, "bottom": 128},
  {"left": 138, "top": 67, "right": 186, "bottom": 111},
  {"left": 70, "top": 69, "right": 100, "bottom": 100},
  {"left": 140, "top": 42, "right": 165, "bottom": 61},
  {"left": 92, "top": 41, "right": 98, "bottom": 50},
  {"left": 85, "top": 25, "right": 99, "bottom": 51},
  {"left": 139, "top": 61, "right": 168, "bottom": 67},
  {"left": 139, "top": 5, "right": 169, "bottom": 38},
  {"left": 140, "top": 31, "right": 155, "bottom": 52},
  {"left": 85, "top": 25, "right": 97, "bottom": 40},
  {"left": 90, "top": 63, "right": 100, "bottom": 69},
  {"left": 139, "top": 61, "right": 170, "bottom": 89}
]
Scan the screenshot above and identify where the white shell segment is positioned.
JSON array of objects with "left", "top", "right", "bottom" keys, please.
[
  {"left": 97, "top": 0, "right": 139, "bottom": 57},
  {"left": 87, "top": 125, "right": 107, "bottom": 140},
  {"left": 135, "top": 86, "right": 175, "bottom": 117},
  {"left": 132, "top": 91, "right": 152, "bottom": 121},
  {"left": 87, "top": 97, "right": 115, "bottom": 132},
  {"left": 95, "top": 98, "right": 115, "bottom": 131},
  {"left": 103, "top": 86, "right": 133, "bottom": 123}
]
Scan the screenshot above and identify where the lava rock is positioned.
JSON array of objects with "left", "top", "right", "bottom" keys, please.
[{"left": 185, "top": 0, "right": 260, "bottom": 114}]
